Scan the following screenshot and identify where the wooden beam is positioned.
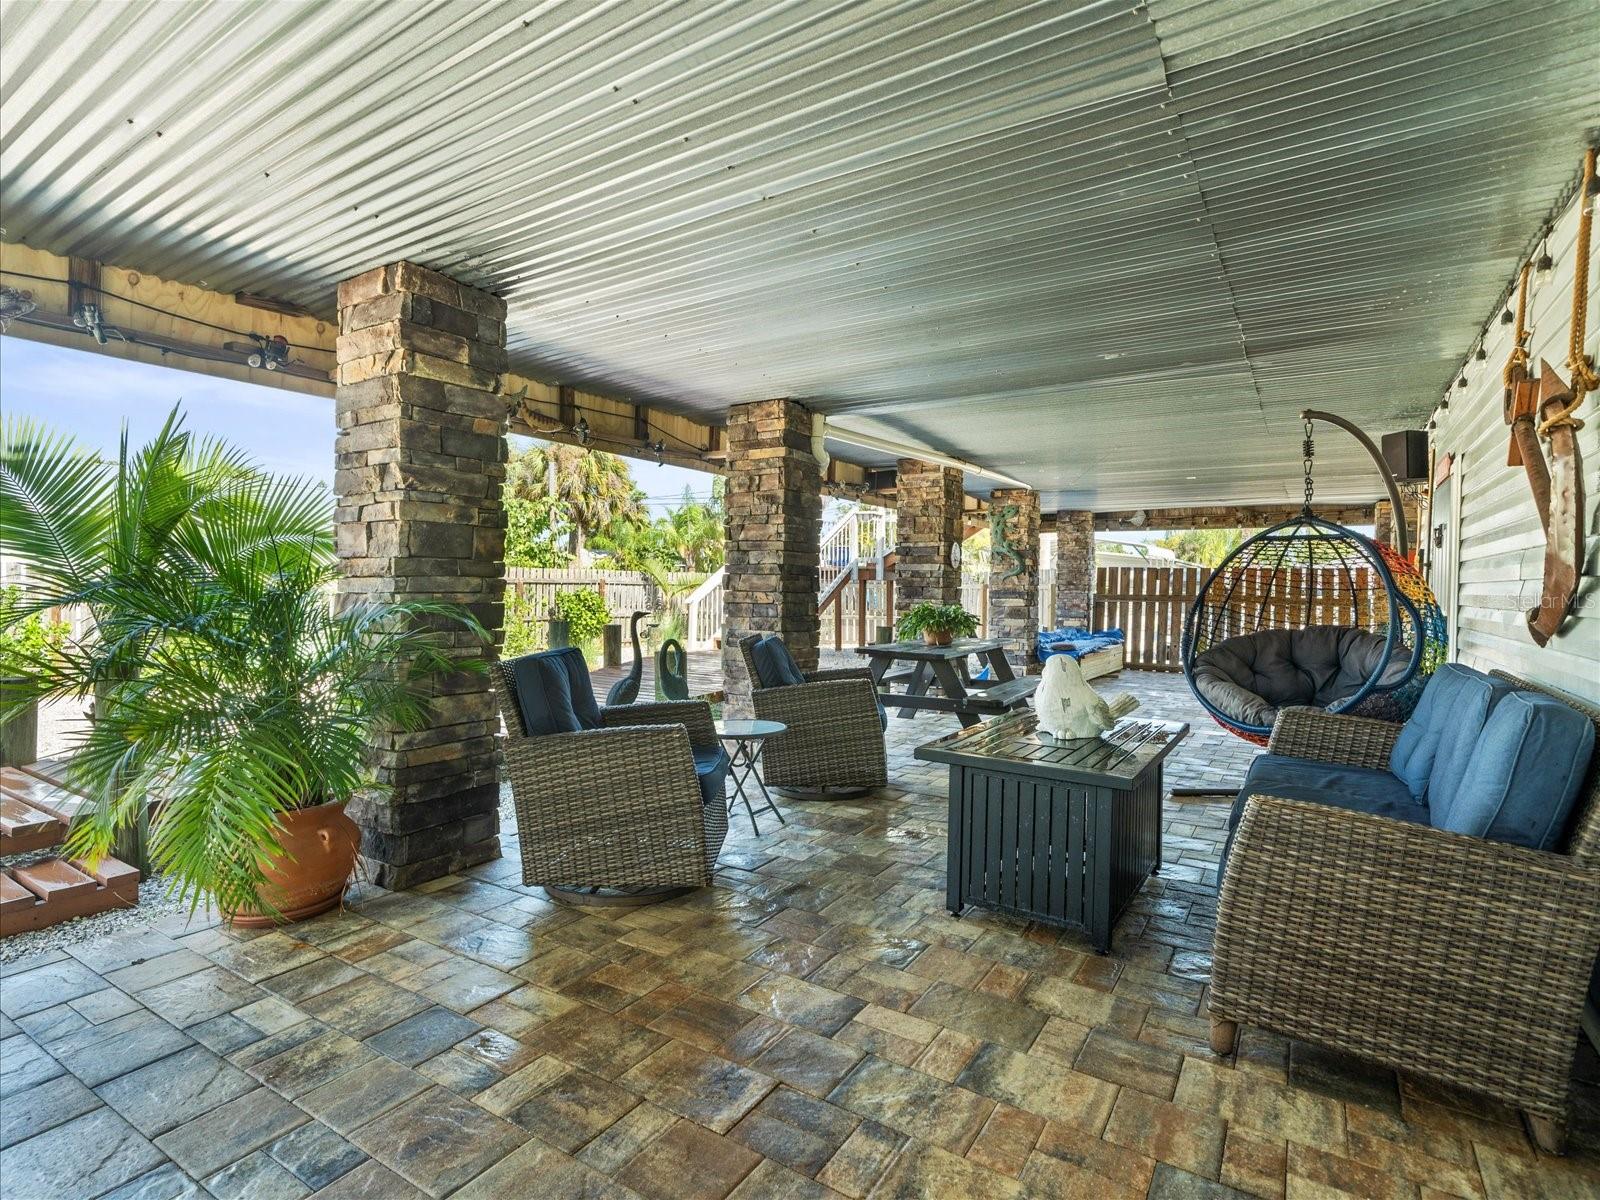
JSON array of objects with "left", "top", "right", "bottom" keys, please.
[
  {"left": 0, "top": 240, "right": 890, "bottom": 501},
  {"left": 1084, "top": 503, "right": 1376, "bottom": 532}
]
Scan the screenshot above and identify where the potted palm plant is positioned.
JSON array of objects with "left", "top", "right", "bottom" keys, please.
[
  {"left": 0, "top": 410, "right": 485, "bottom": 924},
  {"left": 897, "top": 601, "right": 980, "bottom": 647}
]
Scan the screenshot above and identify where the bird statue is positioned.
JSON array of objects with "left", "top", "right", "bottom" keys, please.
[
  {"left": 1034, "top": 654, "right": 1139, "bottom": 740},
  {"left": 605, "top": 611, "right": 652, "bottom": 706},
  {"left": 655, "top": 638, "right": 690, "bottom": 701}
]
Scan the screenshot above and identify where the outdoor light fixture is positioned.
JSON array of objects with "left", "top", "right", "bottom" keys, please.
[
  {"left": 573, "top": 416, "right": 590, "bottom": 445},
  {"left": 1535, "top": 239, "right": 1554, "bottom": 277},
  {"left": 650, "top": 438, "right": 666, "bottom": 464},
  {"left": 1475, "top": 346, "right": 1487, "bottom": 361},
  {"left": 72, "top": 302, "right": 115, "bottom": 344},
  {"left": 1501, "top": 308, "right": 1515, "bottom": 324}
]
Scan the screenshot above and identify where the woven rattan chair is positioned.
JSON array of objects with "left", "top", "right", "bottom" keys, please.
[
  {"left": 1208, "top": 671, "right": 1600, "bottom": 1153},
  {"left": 492, "top": 649, "right": 729, "bottom": 906},
  {"left": 737, "top": 634, "right": 887, "bottom": 797}
]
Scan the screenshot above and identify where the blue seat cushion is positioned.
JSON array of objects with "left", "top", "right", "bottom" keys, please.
[
  {"left": 1231, "top": 754, "right": 1428, "bottom": 829},
  {"left": 1433, "top": 691, "right": 1595, "bottom": 850},
  {"left": 1221, "top": 752, "right": 1428, "bottom": 879},
  {"left": 506, "top": 647, "right": 602, "bottom": 737},
  {"left": 750, "top": 636, "right": 806, "bottom": 689},
  {"left": 1388, "top": 663, "right": 1511, "bottom": 802},
  {"left": 691, "top": 743, "right": 732, "bottom": 807}
]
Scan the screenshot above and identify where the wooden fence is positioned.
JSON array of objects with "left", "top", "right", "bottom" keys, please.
[
  {"left": 1092, "top": 563, "right": 1372, "bottom": 671},
  {"left": 504, "top": 567, "right": 701, "bottom": 619}
]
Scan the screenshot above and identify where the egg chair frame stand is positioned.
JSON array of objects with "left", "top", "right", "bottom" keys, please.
[{"left": 1181, "top": 412, "right": 1444, "bottom": 743}]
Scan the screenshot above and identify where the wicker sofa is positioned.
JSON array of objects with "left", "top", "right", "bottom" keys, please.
[
  {"left": 737, "top": 634, "right": 887, "bottom": 796},
  {"left": 492, "top": 648, "right": 729, "bottom": 905},
  {"left": 1209, "top": 665, "right": 1600, "bottom": 1152}
]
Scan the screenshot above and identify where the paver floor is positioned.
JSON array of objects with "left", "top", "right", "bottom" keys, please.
[{"left": 2, "top": 698, "right": 1596, "bottom": 1199}]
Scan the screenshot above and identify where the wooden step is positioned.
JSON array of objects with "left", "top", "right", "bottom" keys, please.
[
  {"left": 0, "top": 795, "right": 68, "bottom": 856},
  {"left": 1, "top": 766, "right": 83, "bottom": 822},
  {"left": 0, "top": 856, "right": 140, "bottom": 937}
]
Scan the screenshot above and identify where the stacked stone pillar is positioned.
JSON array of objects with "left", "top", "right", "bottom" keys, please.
[
  {"left": 1053, "top": 510, "right": 1096, "bottom": 628},
  {"left": 722, "top": 399, "right": 822, "bottom": 715},
  {"left": 985, "top": 489, "right": 1042, "bottom": 671},
  {"left": 334, "top": 261, "right": 508, "bottom": 889},
  {"left": 894, "top": 459, "right": 964, "bottom": 620}
]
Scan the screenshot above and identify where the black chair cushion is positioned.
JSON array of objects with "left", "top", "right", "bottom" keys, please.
[{"left": 507, "top": 647, "right": 603, "bottom": 736}]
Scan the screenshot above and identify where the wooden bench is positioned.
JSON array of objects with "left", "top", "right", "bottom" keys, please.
[{"left": 960, "top": 677, "right": 1038, "bottom": 715}]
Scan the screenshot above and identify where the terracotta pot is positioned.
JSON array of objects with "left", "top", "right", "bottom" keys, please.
[
  {"left": 922, "top": 628, "right": 954, "bottom": 647},
  {"left": 229, "top": 801, "right": 360, "bottom": 928}
]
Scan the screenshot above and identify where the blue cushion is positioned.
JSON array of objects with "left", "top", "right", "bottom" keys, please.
[
  {"left": 750, "top": 636, "right": 806, "bottom": 689},
  {"left": 1221, "top": 752, "right": 1428, "bottom": 879},
  {"left": 691, "top": 743, "right": 731, "bottom": 807},
  {"left": 1387, "top": 663, "right": 1510, "bottom": 802},
  {"left": 506, "top": 648, "right": 601, "bottom": 737},
  {"left": 876, "top": 696, "right": 888, "bottom": 731},
  {"left": 1432, "top": 692, "right": 1595, "bottom": 850},
  {"left": 1231, "top": 754, "right": 1428, "bottom": 829}
]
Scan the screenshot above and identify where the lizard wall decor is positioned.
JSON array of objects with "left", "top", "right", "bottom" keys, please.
[{"left": 989, "top": 502, "right": 1026, "bottom": 580}]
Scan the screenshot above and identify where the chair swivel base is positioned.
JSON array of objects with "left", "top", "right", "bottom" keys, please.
[
  {"left": 770, "top": 784, "right": 876, "bottom": 801},
  {"left": 542, "top": 883, "right": 697, "bottom": 908}
]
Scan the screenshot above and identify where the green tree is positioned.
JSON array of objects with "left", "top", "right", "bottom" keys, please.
[
  {"left": 662, "top": 486, "right": 724, "bottom": 572},
  {"left": 1154, "top": 528, "right": 1247, "bottom": 567},
  {"left": 506, "top": 442, "right": 644, "bottom": 566}
]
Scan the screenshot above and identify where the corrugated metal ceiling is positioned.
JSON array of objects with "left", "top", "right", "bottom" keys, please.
[{"left": 2, "top": 0, "right": 1596, "bottom": 509}]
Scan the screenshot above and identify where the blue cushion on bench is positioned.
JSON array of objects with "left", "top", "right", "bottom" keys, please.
[
  {"left": 1386, "top": 663, "right": 1510, "bottom": 802},
  {"left": 1432, "top": 691, "right": 1595, "bottom": 850},
  {"left": 750, "top": 636, "right": 806, "bottom": 689},
  {"left": 691, "top": 743, "right": 732, "bottom": 807},
  {"left": 507, "top": 647, "right": 602, "bottom": 737}
]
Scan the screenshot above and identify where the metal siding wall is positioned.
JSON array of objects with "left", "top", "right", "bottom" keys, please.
[{"left": 1429, "top": 181, "right": 1600, "bottom": 704}]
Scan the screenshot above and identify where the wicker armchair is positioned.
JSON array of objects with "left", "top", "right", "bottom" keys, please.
[
  {"left": 492, "top": 649, "right": 728, "bottom": 905},
  {"left": 1209, "top": 672, "right": 1600, "bottom": 1152},
  {"left": 737, "top": 634, "right": 887, "bottom": 796}
]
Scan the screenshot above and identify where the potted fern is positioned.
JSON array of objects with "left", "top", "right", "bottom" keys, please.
[
  {"left": 897, "top": 601, "right": 980, "bottom": 647},
  {"left": 0, "top": 410, "right": 486, "bottom": 924}
]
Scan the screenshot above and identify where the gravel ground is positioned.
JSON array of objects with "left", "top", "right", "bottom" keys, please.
[{"left": 0, "top": 875, "right": 193, "bottom": 963}]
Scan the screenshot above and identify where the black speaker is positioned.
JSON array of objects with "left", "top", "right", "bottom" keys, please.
[{"left": 1382, "top": 430, "right": 1429, "bottom": 482}]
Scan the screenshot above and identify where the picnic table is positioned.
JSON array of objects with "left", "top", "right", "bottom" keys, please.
[{"left": 855, "top": 637, "right": 1038, "bottom": 727}]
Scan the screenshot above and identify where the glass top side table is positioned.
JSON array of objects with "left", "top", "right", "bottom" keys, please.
[{"left": 714, "top": 719, "right": 787, "bottom": 835}]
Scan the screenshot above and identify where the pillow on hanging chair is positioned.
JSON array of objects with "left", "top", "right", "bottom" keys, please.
[{"left": 1192, "top": 626, "right": 1413, "bottom": 729}]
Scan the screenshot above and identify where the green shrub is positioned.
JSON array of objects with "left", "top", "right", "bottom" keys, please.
[
  {"left": 0, "top": 586, "right": 69, "bottom": 677},
  {"left": 501, "top": 588, "right": 545, "bottom": 658},
  {"left": 554, "top": 587, "right": 610, "bottom": 648}
]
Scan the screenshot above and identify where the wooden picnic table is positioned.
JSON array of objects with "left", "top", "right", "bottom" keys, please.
[{"left": 855, "top": 637, "right": 1038, "bottom": 727}]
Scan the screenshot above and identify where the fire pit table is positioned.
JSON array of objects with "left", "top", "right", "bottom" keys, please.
[{"left": 916, "top": 709, "right": 1188, "bottom": 952}]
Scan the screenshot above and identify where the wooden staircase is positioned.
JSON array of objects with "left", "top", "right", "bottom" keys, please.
[{"left": 0, "top": 761, "right": 140, "bottom": 936}]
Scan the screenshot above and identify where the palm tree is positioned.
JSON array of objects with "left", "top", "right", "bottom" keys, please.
[
  {"left": 0, "top": 409, "right": 481, "bottom": 916},
  {"left": 664, "top": 487, "right": 724, "bottom": 572},
  {"left": 534, "top": 443, "right": 646, "bottom": 565}
]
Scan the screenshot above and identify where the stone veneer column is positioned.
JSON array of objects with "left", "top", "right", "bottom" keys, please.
[
  {"left": 334, "top": 261, "right": 508, "bottom": 889},
  {"left": 722, "top": 399, "right": 822, "bottom": 716},
  {"left": 1053, "top": 510, "right": 1095, "bottom": 628},
  {"left": 985, "top": 488, "right": 1042, "bottom": 671},
  {"left": 894, "top": 459, "right": 964, "bottom": 619}
]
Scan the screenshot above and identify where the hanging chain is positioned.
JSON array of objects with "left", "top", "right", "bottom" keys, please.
[{"left": 1301, "top": 418, "right": 1316, "bottom": 513}]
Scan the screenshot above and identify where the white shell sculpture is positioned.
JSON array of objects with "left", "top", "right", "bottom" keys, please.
[{"left": 1034, "top": 654, "right": 1138, "bottom": 740}]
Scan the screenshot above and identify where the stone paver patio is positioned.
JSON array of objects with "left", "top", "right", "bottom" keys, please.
[{"left": 2, "top": 701, "right": 1596, "bottom": 1199}]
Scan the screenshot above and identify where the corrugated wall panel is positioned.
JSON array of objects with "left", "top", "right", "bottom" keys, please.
[{"left": 1428, "top": 174, "right": 1600, "bottom": 704}]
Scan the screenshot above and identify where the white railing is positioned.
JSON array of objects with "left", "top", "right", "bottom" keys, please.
[
  {"left": 820, "top": 507, "right": 896, "bottom": 596},
  {"left": 684, "top": 570, "right": 725, "bottom": 651}
]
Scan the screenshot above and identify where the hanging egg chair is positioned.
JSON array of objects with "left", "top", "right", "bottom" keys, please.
[{"left": 1180, "top": 417, "right": 1447, "bottom": 744}]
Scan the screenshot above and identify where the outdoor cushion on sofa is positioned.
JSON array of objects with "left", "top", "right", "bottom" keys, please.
[
  {"left": 1388, "top": 662, "right": 1514, "bottom": 802},
  {"left": 1432, "top": 691, "right": 1595, "bottom": 850},
  {"left": 508, "top": 646, "right": 604, "bottom": 736},
  {"left": 1230, "top": 754, "right": 1428, "bottom": 830}
]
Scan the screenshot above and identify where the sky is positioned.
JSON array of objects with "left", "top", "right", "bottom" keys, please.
[{"left": 0, "top": 337, "right": 712, "bottom": 514}]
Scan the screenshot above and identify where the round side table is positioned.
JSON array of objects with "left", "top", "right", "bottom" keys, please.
[{"left": 714, "top": 719, "right": 787, "bottom": 835}]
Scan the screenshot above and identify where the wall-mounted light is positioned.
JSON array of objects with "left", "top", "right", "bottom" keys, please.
[
  {"left": 1535, "top": 237, "right": 1554, "bottom": 277},
  {"left": 573, "top": 416, "right": 591, "bottom": 445},
  {"left": 650, "top": 438, "right": 666, "bottom": 464},
  {"left": 1474, "top": 346, "right": 1487, "bottom": 361},
  {"left": 1501, "top": 308, "right": 1515, "bottom": 324}
]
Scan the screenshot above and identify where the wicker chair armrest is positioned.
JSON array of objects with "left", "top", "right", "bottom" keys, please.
[
  {"left": 504, "top": 724, "right": 698, "bottom": 800},
  {"left": 601, "top": 700, "right": 717, "bottom": 746},
  {"left": 804, "top": 667, "right": 875, "bottom": 683},
  {"left": 1266, "top": 707, "right": 1403, "bottom": 769},
  {"left": 1215, "top": 796, "right": 1600, "bottom": 1104}
]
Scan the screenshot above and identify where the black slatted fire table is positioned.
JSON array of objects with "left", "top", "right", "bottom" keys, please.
[{"left": 916, "top": 710, "right": 1188, "bottom": 953}]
